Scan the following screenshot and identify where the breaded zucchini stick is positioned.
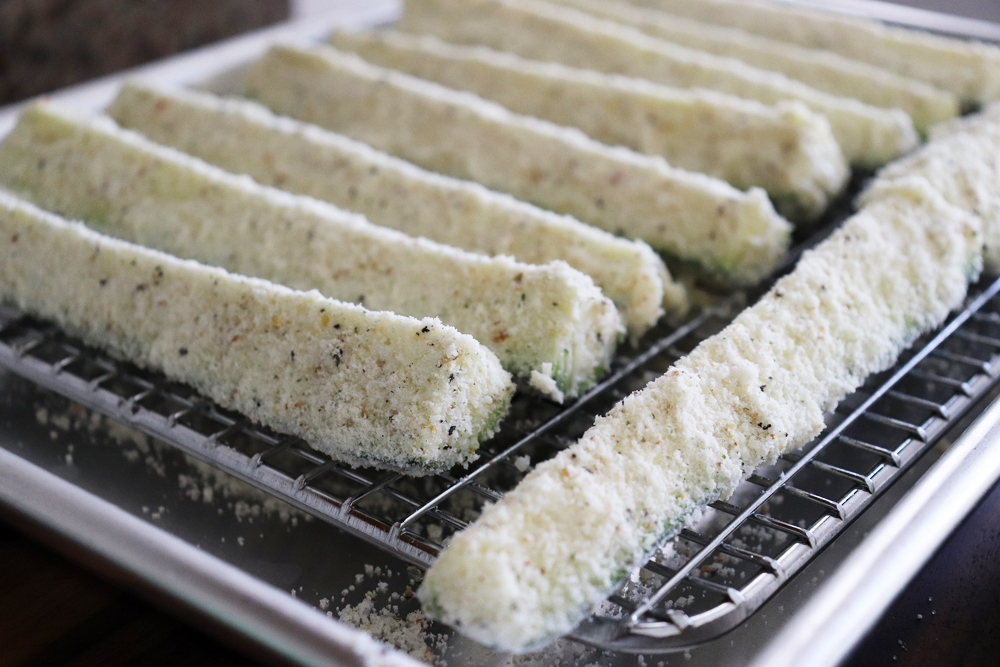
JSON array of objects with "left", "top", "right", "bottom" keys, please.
[
  {"left": 396, "top": 0, "right": 919, "bottom": 168},
  {"left": 106, "top": 81, "right": 683, "bottom": 336},
  {"left": 621, "top": 0, "right": 1000, "bottom": 105},
  {"left": 0, "top": 104, "right": 622, "bottom": 402},
  {"left": 0, "top": 189, "right": 515, "bottom": 473},
  {"left": 860, "top": 107, "right": 1000, "bottom": 272},
  {"left": 329, "top": 30, "right": 848, "bottom": 221},
  {"left": 241, "top": 44, "right": 792, "bottom": 285},
  {"left": 549, "top": 0, "right": 958, "bottom": 133},
  {"left": 420, "top": 181, "right": 983, "bottom": 650},
  {"left": 928, "top": 101, "right": 1000, "bottom": 141}
]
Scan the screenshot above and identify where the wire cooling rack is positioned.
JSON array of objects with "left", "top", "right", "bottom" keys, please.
[{"left": 3, "top": 269, "right": 1000, "bottom": 653}]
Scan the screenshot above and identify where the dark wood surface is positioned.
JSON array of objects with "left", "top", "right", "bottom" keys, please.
[
  {"left": 0, "top": 521, "right": 261, "bottom": 667},
  {"left": 0, "top": 0, "right": 290, "bottom": 105}
]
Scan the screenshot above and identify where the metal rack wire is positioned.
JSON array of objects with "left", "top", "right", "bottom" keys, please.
[{"left": 3, "top": 272, "right": 1000, "bottom": 653}]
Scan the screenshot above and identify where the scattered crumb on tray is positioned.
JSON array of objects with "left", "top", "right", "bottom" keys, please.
[
  {"left": 33, "top": 395, "right": 311, "bottom": 526},
  {"left": 333, "top": 563, "right": 448, "bottom": 664},
  {"left": 339, "top": 598, "right": 444, "bottom": 663}
]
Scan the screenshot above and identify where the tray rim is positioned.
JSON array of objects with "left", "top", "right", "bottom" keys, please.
[
  {"left": 750, "top": 392, "right": 1000, "bottom": 667},
  {"left": 0, "top": 447, "right": 423, "bottom": 667},
  {"left": 2, "top": 0, "right": 1000, "bottom": 664}
]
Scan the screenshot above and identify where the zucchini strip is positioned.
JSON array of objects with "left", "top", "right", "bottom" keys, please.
[
  {"left": 620, "top": 0, "right": 1000, "bottom": 105},
  {"left": 861, "top": 106, "right": 1000, "bottom": 272},
  {"left": 241, "top": 44, "right": 792, "bottom": 285},
  {"left": 928, "top": 101, "right": 1000, "bottom": 141},
  {"left": 419, "top": 181, "right": 982, "bottom": 649},
  {"left": 106, "top": 81, "right": 683, "bottom": 337},
  {"left": 396, "top": 0, "right": 919, "bottom": 168},
  {"left": 0, "top": 104, "right": 622, "bottom": 401},
  {"left": 550, "top": 0, "right": 958, "bottom": 134},
  {"left": 329, "top": 29, "right": 848, "bottom": 222},
  {"left": 0, "top": 189, "right": 515, "bottom": 473}
]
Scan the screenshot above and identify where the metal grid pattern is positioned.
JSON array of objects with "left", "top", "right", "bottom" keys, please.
[{"left": 3, "top": 274, "right": 1000, "bottom": 652}]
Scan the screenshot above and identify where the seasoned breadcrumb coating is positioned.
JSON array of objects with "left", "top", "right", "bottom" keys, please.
[
  {"left": 397, "top": 0, "right": 918, "bottom": 168},
  {"left": 242, "top": 44, "right": 792, "bottom": 285},
  {"left": 420, "top": 182, "right": 982, "bottom": 650},
  {"left": 329, "top": 29, "right": 848, "bottom": 221},
  {"left": 107, "top": 81, "right": 682, "bottom": 336},
  {"left": 550, "top": 0, "right": 958, "bottom": 133},
  {"left": 0, "top": 103, "right": 622, "bottom": 401},
  {"left": 0, "top": 189, "right": 515, "bottom": 473},
  {"left": 622, "top": 0, "right": 1000, "bottom": 105},
  {"left": 861, "top": 103, "right": 1000, "bottom": 273}
]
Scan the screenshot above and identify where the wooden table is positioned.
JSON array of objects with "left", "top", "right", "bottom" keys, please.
[{"left": 0, "top": 521, "right": 259, "bottom": 666}]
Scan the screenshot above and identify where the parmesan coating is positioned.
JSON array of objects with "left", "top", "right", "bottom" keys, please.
[
  {"left": 550, "top": 0, "right": 958, "bottom": 133},
  {"left": 621, "top": 0, "right": 1000, "bottom": 105},
  {"left": 329, "top": 29, "right": 848, "bottom": 222},
  {"left": 397, "top": 0, "right": 919, "bottom": 168},
  {"left": 107, "top": 81, "right": 682, "bottom": 336},
  {"left": 0, "top": 189, "right": 515, "bottom": 473},
  {"left": 242, "top": 44, "right": 792, "bottom": 285},
  {"left": 0, "top": 104, "right": 622, "bottom": 401},
  {"left": 419, "top": 182, "right": 982, "bottom": 650},
  {"left": 928, "top": 101, "right": 1000, "bottom": 142},
  {"left": 861, "top": 107, "right": 1000, "bottom": 272}
]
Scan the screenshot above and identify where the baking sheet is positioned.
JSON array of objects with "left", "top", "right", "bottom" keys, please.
[{"left": 3, "top": 1, "right": 1000, "bottom": 665}]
